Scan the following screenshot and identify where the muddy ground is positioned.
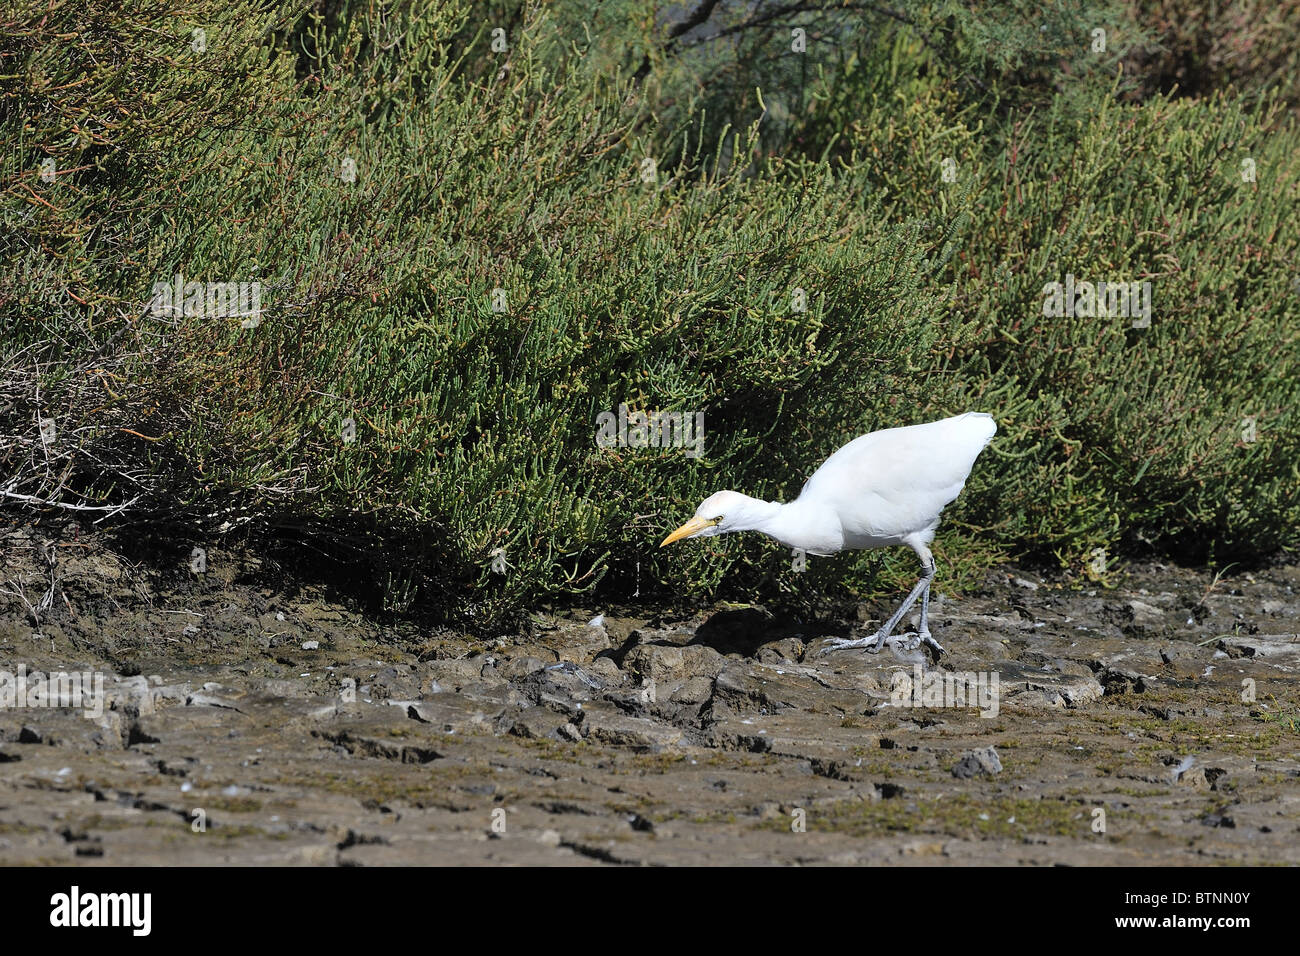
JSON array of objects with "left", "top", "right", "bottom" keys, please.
[{"left": 0, "top": 523, "right": 1297, "bottom": 866}]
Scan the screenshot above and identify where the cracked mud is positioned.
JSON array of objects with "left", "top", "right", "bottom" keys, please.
[{"left": 2, "top": 528, "right": 1297, "bottom": 865}]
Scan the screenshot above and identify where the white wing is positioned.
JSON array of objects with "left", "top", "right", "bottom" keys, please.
[{"left": 797, "top": 412, "right": 996, "bottom": 545}]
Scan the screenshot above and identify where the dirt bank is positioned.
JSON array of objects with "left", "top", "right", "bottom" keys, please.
[{"left": 1, "top": 524, "right": 1297, "bottom": 865}]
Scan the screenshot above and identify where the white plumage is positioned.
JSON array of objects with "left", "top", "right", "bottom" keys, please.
[{"left": 660, "top": 412, "right": 997, "bottom": 654}]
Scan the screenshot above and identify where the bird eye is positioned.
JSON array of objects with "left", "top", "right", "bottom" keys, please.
[{"left": 711, "top": 516, "right": 723, "bottom": 523}]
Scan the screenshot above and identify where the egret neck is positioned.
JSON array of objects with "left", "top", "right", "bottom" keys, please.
[{"left": 726, "top": 494, "right": 843, "bottom": 556}]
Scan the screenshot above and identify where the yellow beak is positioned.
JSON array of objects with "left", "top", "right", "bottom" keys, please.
[{"left": 660, "top": 516, "right": 719, "bottom": 547}]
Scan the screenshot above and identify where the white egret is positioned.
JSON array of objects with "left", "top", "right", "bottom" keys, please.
[{"left": 660, "top": 412, "right": 997, "bottom": 655}]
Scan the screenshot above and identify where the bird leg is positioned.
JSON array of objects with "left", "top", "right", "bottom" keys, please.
[
  {"left": 910, "top": 566, "right": 944, "bottom": 654},
  {"left": 870, "top": 560, "right": 936, "bottom": 651},
  {"left": 820, "top": 560, "right": 941, "bottom": 655}
]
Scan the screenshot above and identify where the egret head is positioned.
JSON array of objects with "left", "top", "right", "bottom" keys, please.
[{"left": 659, "top": 490, "right": 753, "bottom": 546}]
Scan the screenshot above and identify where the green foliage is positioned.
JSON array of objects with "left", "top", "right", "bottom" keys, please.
[
  {"left": 2, "top": 0, "right": 1297, "bottom": 633},
  {"left": 1125, "top": 0, "right": 1300, "bottom": 111},
  {"left": 933, "top": 90, "right": 1300, "bottom": 565}
]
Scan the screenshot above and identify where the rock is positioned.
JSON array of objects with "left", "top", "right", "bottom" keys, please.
[
  {"left": 358, "top": 665, "right": 424, "bottom": 701},
  {"left": 466, "top": 682, "right": 528, "bottom": 710},
  {"left": 756, "top": 638, "right": 807, "bottom": 664},
  {"left": 404, "top": 695, "right": 504, "bottom": 733},
  {"left": 1126, "top": 600, "right": 1166, "bottom": 633},
  {"left": 257, "top": 679, "right": 312, "bottom": 699},
  {"left": 585, "top": 657, "right": 623, "bottom": 683},
  {"left": 1176, "top": 766, "right": 1209, "bottom": 787},
  {"left": 94, "top": 710, "right": 125, "bottom": 744},
  {"left": 1012, "top": 577, "right": 1040, "bottom": 591},
  {"left": 669, "top": 676, "right": 715, "bottom": 706},
  {"left": 538, "top": 623, "right": 613, "bottom": 665},
  {"left": 517, "top": 663, "right": 602, "bottom": 713},
  {"left": 596, "top": 684, "right": 652, "bottom": 717},
  {"left": 185, "top": 691, "right": 242, "bottom": 710},
  {"left": 1095, "top": 664, "right": 1157, "bottom": 696},
  {"left": 18, "top": 726, "right": 42, "bottom": 744},
  {"left": 104, "top": 675, "right": 155, "bottom": 716},
  {"left": 501, "top": 642, "right": 561, "bottom": 665},
  {"left": 507, "top": 706, "right": 565, "bottom": 740},
  {"left": 709, "top": 661, "right": 869, "bottom": 718},
  {"left": 623, "top": 643, "right": 727, "bottom": 685},
  {"left": 579, "top": 702, "right": 684, "bottom": 749},
  {"left": 681, "top": 645, "right": 727, "bottom": 679},
  {"left": 316, "top": 726, "right": 442, "bottom": 764},
  {"left": 128, "top": 703, "right": 249, "bottom": 745},
  {"left": 498, "top": 656, "right": 546, "bottom": 680},
  {"left": 952, "top": 746, "right": 1002, "bottom": 778},
  {"left": 301, "top": 640, "right": 319, "bottom": 650},
  {"left": 150, "top": 683, "right": 192, "bottom": 706},
  {"left": 424, "top": 659, "right": 483, "bottom": 688},
  {"left": 623, "top": 645, "right": 684, "bottom": 683},
  {"left": 997, "top": 663, "right": 1105, "bottom": 710},
  {"left": 1218, "top": 635, "right": 1300, "bottom": 660}
]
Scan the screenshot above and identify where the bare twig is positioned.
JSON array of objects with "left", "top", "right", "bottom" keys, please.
[{"left": 0, "top": 487, "right": 142, "bottom": 514}]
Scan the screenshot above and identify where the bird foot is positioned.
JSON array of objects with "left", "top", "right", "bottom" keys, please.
[
  {"left": 817, "top": 634, "right": 886, "bottom": 655},
  {"left": 901, "top": 630, "right": 945, "bottom": 655},
  {"left": 818, "top": 630, "right": 945, "bottom": 657},
  {"left": 819, "top": 630, "right": 904, "bottom": 655}
]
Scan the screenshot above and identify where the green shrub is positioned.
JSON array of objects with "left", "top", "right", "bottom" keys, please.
[{"left": 2, "top": 0, "right": 1296, "bottom": 634}]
